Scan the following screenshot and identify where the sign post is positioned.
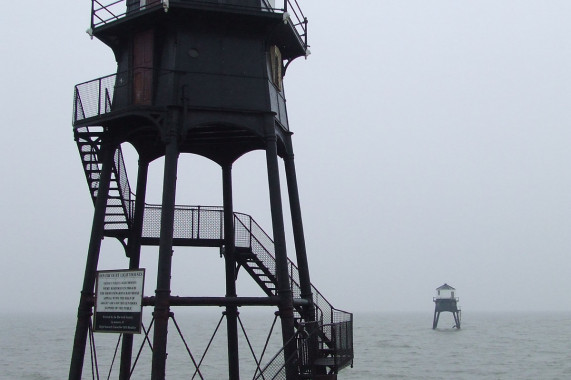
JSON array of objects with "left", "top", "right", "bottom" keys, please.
[{"left": 94, "top": 269, "right": 145, "bottom": 333}]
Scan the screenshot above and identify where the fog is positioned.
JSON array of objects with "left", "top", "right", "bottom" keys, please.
[{"left": 1, "top": 1, "right": 570, "bottom": 315}]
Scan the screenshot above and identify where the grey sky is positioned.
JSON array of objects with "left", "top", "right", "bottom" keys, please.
[{"left": 1, "top": 1, "right": 570, "bottom": 315}]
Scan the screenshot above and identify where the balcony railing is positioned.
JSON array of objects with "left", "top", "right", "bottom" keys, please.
[
  {"left": 73, "top": 73, "right": 116, "bottom": 122},
  {"left": 433, "top": 297, "right": 460, "bottom": 302},
  {"left": 90, "top": 0, "right": 308, "bottom": 49},
  {"left": 73, "top": 70, "right": 290, "bottom": 130}
]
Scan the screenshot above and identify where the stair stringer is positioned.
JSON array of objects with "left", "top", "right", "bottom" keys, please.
[
  {"left": 233, "top": 213, "right": 354, "bottom": 377},
  {"left": 74, "top": 125, "right": 134, "bottom": 234}
]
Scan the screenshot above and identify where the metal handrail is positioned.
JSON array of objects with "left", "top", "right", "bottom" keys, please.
[
  {"left": 113, "top": 148, "right": 134, "bottom": 222},
  {"left": 74, "top": 68, "right": 289, "bottom": 126},
  {"left": 286, "top": 0, "right": 307, "bottom": 47},
  {"left": 74, "top": 73, "right": 117, "bottom": 122},
  {"left": 78, "top": 142, "right": 352, "bottom": 376},
  {"left": 90, "top": 0, "right": 307, "bottom": 49},
  {"left": 433, "top": 297, "right": 460, "bottom": 302},
  {"left": 255, "top": 319, "right": 354, "bottom": 379}
]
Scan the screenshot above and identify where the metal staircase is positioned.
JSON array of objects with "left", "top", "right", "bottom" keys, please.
[
  {"left": 233, "top": 213, "right": 354, "bottom": 378},
  {"left": 235, "top": 247, "right": 278, "bottom": 296},
  {"left": 73, "top": 128, "right": 353, "bottom": 377},
  {"left": 74, "top": 126, "right": 133, "bottom": 233}
]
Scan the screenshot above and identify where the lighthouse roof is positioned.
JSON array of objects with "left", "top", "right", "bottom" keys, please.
[{"left": 436, "top": 283, "right": 455, "bottom": 291}]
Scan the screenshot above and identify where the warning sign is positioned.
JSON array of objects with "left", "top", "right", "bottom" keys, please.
[{"left": 94, "top": 269, "right": 145, "bottom": 333}]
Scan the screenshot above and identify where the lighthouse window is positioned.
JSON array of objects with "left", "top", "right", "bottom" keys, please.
[{"left": 269, "top": 45, "right": 283, "bottom": 92}]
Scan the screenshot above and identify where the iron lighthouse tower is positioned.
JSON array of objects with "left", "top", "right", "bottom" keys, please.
[
  {"left": 69, "top": 1, "right": 353, "bottom": 379},
  {"left": 432, "top": 283, "right": 461, "bottom": 329}
]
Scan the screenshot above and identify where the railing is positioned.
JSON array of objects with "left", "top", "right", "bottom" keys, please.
[
  {"left": 74, "top": 70, "right": 290, "bottom": 130},
  {"left": 75, "top": 128, "right": 133, "bottom": 230},
  {"left": 89, "top": 142, "right": 351, "bottom": 333},
  {"left": 74, "top": 73, "right": 116, "bottom": 122},
  {"left": 75, "top": 125, "right": 102, "bottom": 196},
  {"left": 319, "top": 319, "right": 354, "bottom": 371},
  {"left": 77, "top": 139, "right": 353, "bottom": 376},
  {"left": 90, "top": 0, "right": 307, "bottom": 49},
  {"left": 255, "top": 319, "right": 354, "bottom": 379},
  {"left": 254, "top": 327, "right": 299, "bottom": 380},
  {"left": 141, "top": 204, "right": 224, "bottom": 240},
  {"left": 91, "top": 0, "right": 165, "bottom": 28},
  {"left": 234, "top": 213, "right": 303, "bottom": 302},
  {"left": 283, "top": 0, "right": 308, "bottom": 49},
  {"left": 126, "top": 202, "right": 354, "bottom": 344},
  {"left": 114, "top": 148, "right": 134, "bottom": 221},
  {"left": 102, "top": 147, "right": 134, "bottom": 230},
  {"left": 233, "top": 212, "right": 353, "bottom": 358},
  {"left": 433, "top": 297, "right": 460, "bottom": 302}
]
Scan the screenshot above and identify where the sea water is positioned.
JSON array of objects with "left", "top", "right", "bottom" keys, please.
[{"left": 2, "top": 311, "right": 571, "bottom": 379}]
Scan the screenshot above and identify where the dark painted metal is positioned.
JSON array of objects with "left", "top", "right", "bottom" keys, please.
[
  {"left": 223, "top": 163, "right": 240, "bottom": 380},
  {"left": 151, "top": 127, "right": 180, "bottom": 380},
  {"left": 283, "top": 150, "right": 321, "bottom": 375},
  {"left": 143, "top": 296, "right": 282, "bottom": 306},
  {"left": 69, "top": 145, "right": 115, "bottom": 380},
  {"left": 432, "top": 298, "right": 461, "bottom": 329},
  {"left": 119, "top": 159, "right": 149, "bottom": 380},
  {"left": 73, "top": 2, "right": 353, "bottom": 378},
  {"left": 283, "top": 151, "right": 315, "bottom": 321},
  {"left": 264, "top": 124, "right": 297, "bottom": 379}
]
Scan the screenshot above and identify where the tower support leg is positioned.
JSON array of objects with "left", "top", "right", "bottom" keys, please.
[
  {"left": 151, "top": 134, "right": 180, "bottom": 380},
  {"left": 432, "top": 310, "right": 440, "bottom": 329},
  {"left": 284, "top": 150, "right": 320, "bottom": 377},
  {"left": 453, "top": 312, "right": 461, "bottom": 329},
  {"left": 283, "top": 151, "right": 314, "bottom": 321},
  {"left": 69, "top": 145, "right": 115, "bottom": 380},
  {"left": 223, "top": 163, "right": 240, "bottom": 380},
  {"left": 264, "top": 127, "right": 297, "bottom": 380},
  {"left": 120, "top": 159, "right": 149, "bottom": 380}
]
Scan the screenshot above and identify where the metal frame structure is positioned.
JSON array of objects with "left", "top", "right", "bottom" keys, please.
[
  {"left": 69, "top": 1, "right": 353, "bottom": 379},
  {"left": 432, "top": 284, "right": 461, "bottom": 329}
]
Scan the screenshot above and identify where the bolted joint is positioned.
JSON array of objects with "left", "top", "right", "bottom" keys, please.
[{"left": 152, "top": 307, "right": 170, "bottom": 320}]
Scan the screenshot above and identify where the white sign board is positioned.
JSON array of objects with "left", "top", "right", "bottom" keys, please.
[{"left": 94, "top": 269, "right": 145, "bottom": 333}]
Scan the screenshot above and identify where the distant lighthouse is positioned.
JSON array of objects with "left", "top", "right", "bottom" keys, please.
[{"left": 432, "top": 283, "right": 461, "bottom": 329}]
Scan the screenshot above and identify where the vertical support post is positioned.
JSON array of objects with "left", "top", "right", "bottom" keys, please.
[
  {"left": 69, "top": 145, "right": 115, "bottom": 380},
  {"left": 120, "top": 158, "right": 149, "bottom": 380},
  {"left": 90, "top": 0, "right": 95, "bottom": 33},
  {"left": 264, "top": 119, "right": 297, "bottom": 380},
  {"left": 151, "top": 123, "right": 180, "bottom": 380},
  {"left": 432, "top": 309, "right": 440, "bottom": 329},
  {"left": 453, "top": 310, "right": 461, "bottom": 329},
  {"left": 283, "top": 148, "right": 314, "bottom": 321},
  {"left": 283, "top": 147, "right": 320, "bottom": 376},
  {"left": 223, "top": 163, "right": 240, "bottom": 380}
]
